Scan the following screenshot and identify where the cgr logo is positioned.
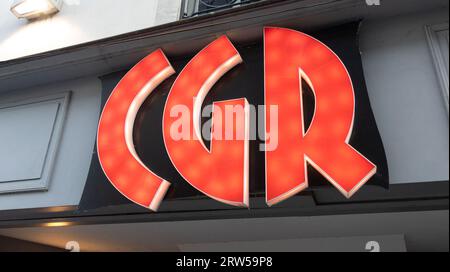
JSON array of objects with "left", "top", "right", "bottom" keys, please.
[{"left": 97, "top": 27, "right": 377, "bottom": 211}]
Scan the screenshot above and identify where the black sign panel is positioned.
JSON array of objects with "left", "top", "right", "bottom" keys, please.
[{"left": 80, "top": 22, "right": 389, "bottom": 212}]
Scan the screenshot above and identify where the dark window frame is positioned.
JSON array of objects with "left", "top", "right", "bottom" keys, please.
[{"left": 181, "top": 0, "right": 264, "bottom": 18}]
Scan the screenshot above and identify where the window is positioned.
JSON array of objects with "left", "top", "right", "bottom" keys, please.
[
  {"left": 426, "top": 23, "right": 449, "bottom": 113},
  {"left": 198, "top": 0, "right": 241, "bottom": 12},
  {"left": 182, "top": 0, "right": 262, "bottom": 18}
]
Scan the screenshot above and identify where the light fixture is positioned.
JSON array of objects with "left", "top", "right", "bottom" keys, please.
[
  {"left": 44, "top": 221, "right": 71, "bottom": 228},
  {"left": 10, "top": 0, "right": 62, "bottom": 20}
]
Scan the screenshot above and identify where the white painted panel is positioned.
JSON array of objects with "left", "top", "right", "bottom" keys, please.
[
  {"left": 360, "top": 10, "right": 449, "bottom": 184},
  {"left": 0, "top": 101, "right": 59, "bottom": 183},
  {"left": 0, "top": 78, "right": 101, "bottom": 210},
  {"left": 0, "top": 92, "right": 70, "bottom": 194}
]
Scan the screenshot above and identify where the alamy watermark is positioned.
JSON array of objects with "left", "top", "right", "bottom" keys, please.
[
  {"left": 365, "top": 0, "right": 381, "bottom": 6},
  {"left": 169, "top": 101, "right": 279, "bottom": 152}
]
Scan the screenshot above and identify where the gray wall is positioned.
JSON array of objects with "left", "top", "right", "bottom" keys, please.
[
  {"left": 360, "top": 9, "right": 449, "bottom": 184},
  {"left": 0, "top": 78, "right": 101, "bottom": 210},
  {"left": 0, "top": 9, "right": 448, "bottom": 211}
]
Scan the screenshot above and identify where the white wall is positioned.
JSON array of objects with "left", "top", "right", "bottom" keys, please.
[
  {"left": 0, "top": 0, "right": 182, "bottom": 61},
  {"left": 360, "top": 9, "right": 449, "bottom": 184}
]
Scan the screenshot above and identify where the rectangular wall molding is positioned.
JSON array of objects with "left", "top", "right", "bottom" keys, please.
[
  {"left": 0, "top": 92, "right": 71, "bottom": 194},
  {"left": 425, "top": 23, "right": 449, "bottom": 114}
]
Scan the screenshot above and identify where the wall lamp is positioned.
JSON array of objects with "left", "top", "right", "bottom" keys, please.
[{"left": 10, "top": 0, "right": 62, "bottom": 20}]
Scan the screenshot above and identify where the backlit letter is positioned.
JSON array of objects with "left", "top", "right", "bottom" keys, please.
[
  {"left": 163, "top": 36, "right": 250, "bottom": 207},
  {"left": 97, "top": 49, "right": 175, "bottom": 211},
  {"left": 264, "top": 27, "right": 377, "bottom": 206}
]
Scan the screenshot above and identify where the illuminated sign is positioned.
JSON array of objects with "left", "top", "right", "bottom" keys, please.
[
  {"left": 264, "top": 28, "right": 376, "bottom": 206},
  {"left": 97, "top": 27, "right": 377, "bottom": 211}
]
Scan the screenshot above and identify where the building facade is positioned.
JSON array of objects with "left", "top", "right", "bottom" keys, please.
[{"left": 0, "top": 0, "right": 448, "bottom": 252}]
